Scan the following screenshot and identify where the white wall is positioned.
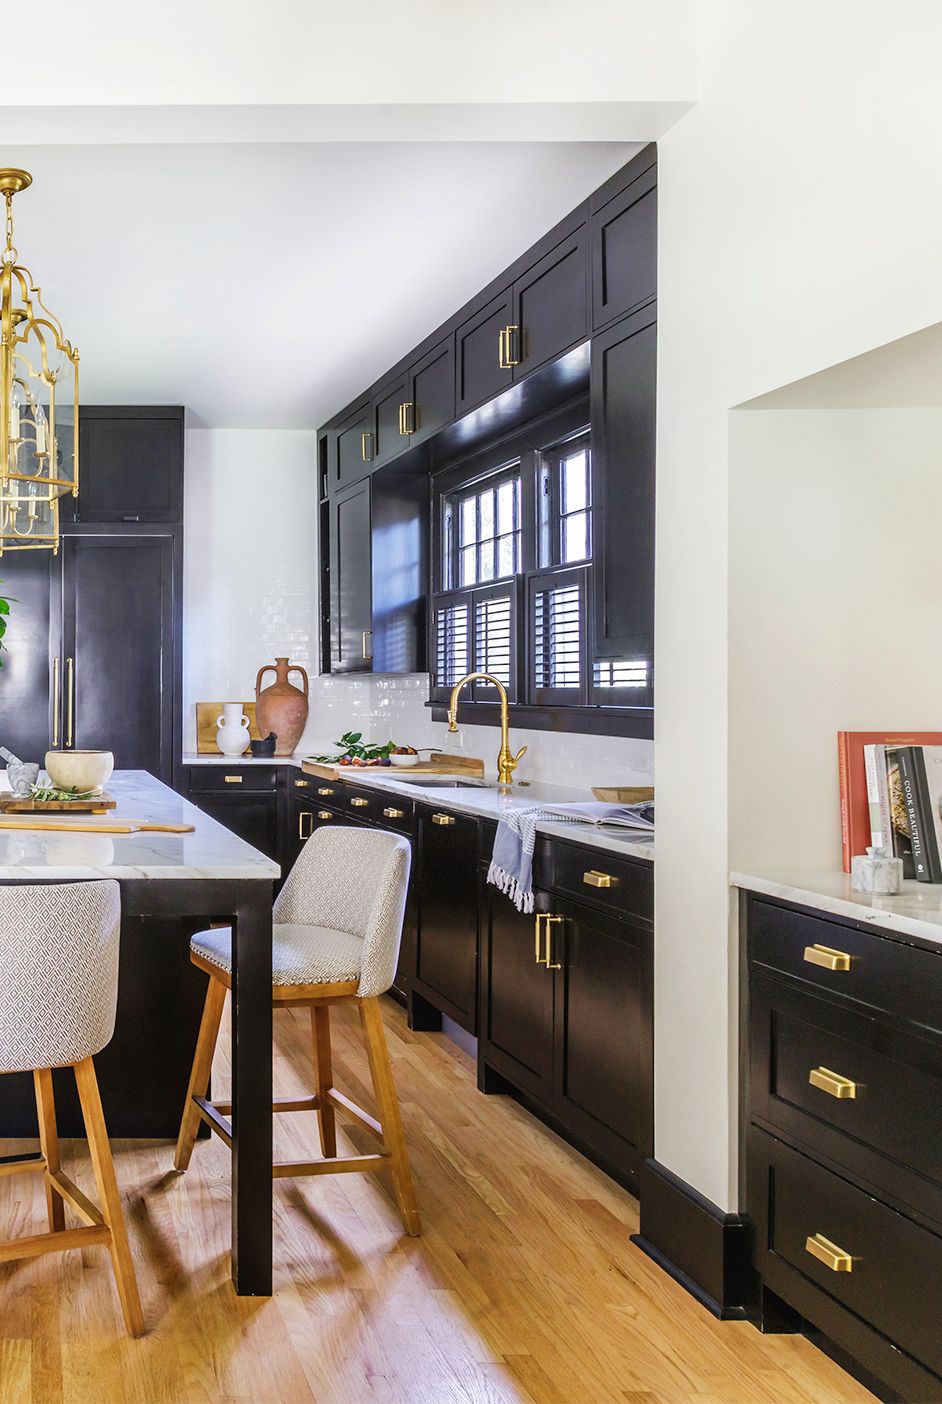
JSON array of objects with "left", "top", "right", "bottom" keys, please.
[
  {"left": 183, "top": 428, "right": 321, "bottom": 752},
  {"left": 656, "top": 0, "right": 942, "bottom": 1210},
  {"left": 729, "top": 408, "right": 942, "bottom": 872}
]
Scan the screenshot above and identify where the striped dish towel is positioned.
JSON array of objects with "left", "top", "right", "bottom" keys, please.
[{"left": 487, "top": 806, "right": 588, "bottom": 913}]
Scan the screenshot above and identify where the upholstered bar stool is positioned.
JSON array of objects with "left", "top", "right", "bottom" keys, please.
[
  {"left": 0, "top": 881, "right": 144, "bottom": 1337},
  {"left": 175, "top": 826, "right": 420, "bottom": 1236}
]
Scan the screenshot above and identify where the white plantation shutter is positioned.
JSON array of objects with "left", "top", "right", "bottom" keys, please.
[
  {"left": 434, "top": 600, "right": 469, "bottom": 688},
  {"left": 593, "top": 658, "right": 649, "bottom": 690},
  {"left": 530, "top": 568, "right": 588, "bottom": 704}
]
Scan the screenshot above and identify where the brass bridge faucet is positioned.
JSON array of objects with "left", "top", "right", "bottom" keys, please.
[{"left": 447, "top": 673, "right": 527, "bottom": 789}]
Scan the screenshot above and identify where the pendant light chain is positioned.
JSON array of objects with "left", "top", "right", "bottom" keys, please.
[{"left": 3, "top": 193, "right": 16, "bottom": 264}]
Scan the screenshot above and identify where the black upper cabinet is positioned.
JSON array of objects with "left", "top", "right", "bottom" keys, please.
[
  {"left": 456, "top": 288, "right": 515, "bottom": 416},
  {"left": 60, "top": 534, "right": 176, "bottom": 780},
  {"left": 513, "top": 227, "right": 588, "bottom": 378},
  {"left": 407, "top": 337, "right": 454, "bottom": 447},
  {"left": 329, "top": 477, "right": 372, "bottom": 672},
  {"left": 335, "top": 399, "right": 372, "bottom": 491},
  {"left": 72, "top": 407, "right": 184, "bottom": 523},
  {"left": 591, "top": 306, "right": 657, "bottom": 666},
  {"left": 592, "top": 166, "right": 657, "bottom": 331},
  {"left": 371, "top": 372, "right": 409, "bottom": 468},
  {"left": 370, "top": 467, "right": 428, "bottom": 674}
]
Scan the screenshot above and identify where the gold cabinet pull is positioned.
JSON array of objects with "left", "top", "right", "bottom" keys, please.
[
  {"left": 51, "top": 656, "right": 60, "bottom": 747},
  {"left": 360, "top": 430, "right": 374, "bottom": 462},
  {"left": 317, "top": 786, "right": 334, "bottom": 796},
  {"left": 805, "top": 1233, "right": 854, "bottom": 1273},
  {"left": 804, "top": 944, "right": 852, "bottom": 972},
  {"left": 65, "top": 656, "right": 74, "bottom": 748},
  {"left": 398, "top": 401, "right": 415, "bottom": 436},
  {"left": 317, "top": 810, "right": 333, "bottom": 821},
  {"left": 432, "top": 813, "right": 455, "bottom": 826},
  {"left": 534, "top": 913, "right": 545, "bottom": 965},
  {"left": 498, "top": 326, "right": 508, "bottom": 368},
  {"left": 808, "top": 1066, "right": 858, "bottom": 1099},
  {"left": 583, "top": 870, "right": 614, "bottom": 889},
  {"left": 383, "top": 806, "right": 404, "bottom": 819},
  {"left": 361, "top": 630, "right": 372, "bottom": 659},
  {"left": 294, "top": 778, "right": 309, "bottom": 788},
  {"left": 350, "top": 797, "right": 369, "bottom": 808},
  {"left": 543, "top": 914, "right": 563, "bottom": 970},
  {"left": 298, "top": 810, "right": 314, "bottom": 839}
]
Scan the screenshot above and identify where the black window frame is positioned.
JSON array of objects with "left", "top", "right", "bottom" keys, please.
[{"left": 539, "top": 429, "right": 592, "bottom": 570}]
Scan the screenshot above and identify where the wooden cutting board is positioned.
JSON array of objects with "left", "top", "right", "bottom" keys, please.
[
  {"left": 196, "top": 702, "right": 263, "bottom": 755},
  {"left": 0, "top": 792, "right": 117, "bottom": 814},
  {"left": 0, "top": 818, "right": 194, "bottom": 834},
  {"left": 301, "top": 751, "right": 485, "bottom": 781}
]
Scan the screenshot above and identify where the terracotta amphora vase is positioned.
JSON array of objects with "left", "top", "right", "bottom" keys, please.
[{"left": 255, "top": 658, "right": 309, "bottom": 757}]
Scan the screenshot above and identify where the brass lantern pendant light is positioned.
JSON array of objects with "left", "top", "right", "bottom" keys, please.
[{"left": 0, "top": 168, "right": 80, "bottom": 555}]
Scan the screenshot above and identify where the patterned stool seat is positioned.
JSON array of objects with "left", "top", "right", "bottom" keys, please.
[{"left": 192, "top": 922, "right": 366, "bottom": 989}]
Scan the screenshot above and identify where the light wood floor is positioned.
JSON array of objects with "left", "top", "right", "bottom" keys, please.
[{"left": 0, "top": 997, "right": 874, "bottom": 1404}]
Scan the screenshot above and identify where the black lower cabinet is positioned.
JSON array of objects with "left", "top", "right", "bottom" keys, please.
[
  {"left": 414, "top": 806, "right": 480, "bottom": 1032},
  {"left": 186, "top": 768, "right": 280, "bottom": 864},
  {"left": 552, "top": 897, "right": 652, "bottom": 1186},
  {"left": 480, "top": 882, "right": 555, "bottom": 1103},
  {"left": 743, "top": 893, "right": 942, "bottom": 1402}
]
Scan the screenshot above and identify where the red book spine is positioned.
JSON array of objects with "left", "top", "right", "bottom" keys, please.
[{"left": 838, "top": 731, "right": 851, "bottom": 872}]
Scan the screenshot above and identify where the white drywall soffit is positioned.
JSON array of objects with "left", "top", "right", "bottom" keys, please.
[
  {"left": 0, "top": 103, "right": 694, "bottom": 145},
  {"left": 0, "top": 0, "right": 698, "bottom": 107},
  {"left": 0, "top": 141, "right": 640, "bottom": 428},
  {"left": 737, "top": 319, "right": 942, "bottom": 410}
]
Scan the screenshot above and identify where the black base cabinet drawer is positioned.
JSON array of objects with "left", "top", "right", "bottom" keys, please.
[
  {"left": 187, "top": 766, "right": 279, "bottom": 793},
  {"left": 750, "top": 897, "right": 942, "bottom": 1038},
  {"left": 750, "top": 1129, "right": 942, "bottom": 1397},
  {"left": 552, "top": 841, "right": 653, "bottom": 923}
]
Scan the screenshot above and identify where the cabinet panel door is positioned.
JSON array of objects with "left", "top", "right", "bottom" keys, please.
[
  {"left": 590, "top": 308, "right": 656, "bottom": 666},
  {"left": 330, "top": 479, "right": 372, "bottom": 673},
  {"left": 409, "top": 338, "right": 454, "bottom": 445},
  {"left": 74, "top": 409, "right": 184, "bottom": 523},
  {"left": 455, "top": 289, "right": 514, "bottom": 416},
  {"left": 60, "top": 534, "right": 175, "bottom": 781},
  {"left": 335, "top": 402, "right": 372, "bottom": 490},
  {"left": 415, "top": 808, "right": 479, "bottom": 1030},
  {"left": 514, "top": 229, "right": 588, "bottom": 378},
  {"left": 480, "top": 885, "right": 554, "bottom": 1101},
  {"left": 0, "top": 549, "right": 55, "bottom": 760},
  {"left": 553, "top": 897, "right": 652, "bottom": 1183},
  {"left": 372, "top": 374, "right": 409, "bottom": 467},
  {"left": 192, "top": 792, "right": 279, "bottom": 862},
  {"left": 591, "top": 168, "right": 657, "bottom": 330}
]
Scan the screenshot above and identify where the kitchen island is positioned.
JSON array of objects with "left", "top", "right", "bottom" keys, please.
[{"left": 0, "top": 769, "right": 278, "bottom": 1296}]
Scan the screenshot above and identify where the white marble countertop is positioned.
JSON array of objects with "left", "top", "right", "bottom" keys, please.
[
  {"left": 0, "top": 771, "right": 280, "bottom": 881},
  {"left": 182, "top": 752, "right": 304, "bottom": 768},
  {"left": 732, "top": 868, "right": 942, "bottom": 949}
]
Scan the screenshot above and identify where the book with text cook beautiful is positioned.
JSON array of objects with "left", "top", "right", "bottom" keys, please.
[{"left": 838, "top": 730, "right": 942, "bottom": 872}]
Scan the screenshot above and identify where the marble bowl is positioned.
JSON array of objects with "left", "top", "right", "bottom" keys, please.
[{"left": 44, "top": 749, "right": 114, "bottom": 794}]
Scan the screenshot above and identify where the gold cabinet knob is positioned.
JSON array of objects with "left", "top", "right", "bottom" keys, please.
[
  {"left": 350, "top": 797, "right": 369, "bottom": 808},
  {"left": 317, "top": 810, "right": 333, "bottom": 821},
  {"left": 224, "top": 775, "right": 243, "bottom": 784},
  {"left": 805, "top": 1233, "right": 854, "bottom": 1273},
  {"left": 583, "top": 870, "right": 614, "bottom": 889},
  {"left": 432, "top": 813, "right": 455, "bottom": 826},
  {"left": 803, "top": 944, "right": 852, "bottom": 972},
  {"left": 317, "top": 787, "right": 334, "bottom": 796},
  {"left": 808, "top": 1067, "right": 858, "bottom": 1099},
  {"left": 294, "top": 778, "right": 309, "bottom": 788},
  {"left": 383, "top": 807, "right": 404, "bottom": 819}
]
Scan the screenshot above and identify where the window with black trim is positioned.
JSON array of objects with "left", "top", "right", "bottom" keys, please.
[{"left": 429, "top": 405, "right": 652, "bottom": 722}]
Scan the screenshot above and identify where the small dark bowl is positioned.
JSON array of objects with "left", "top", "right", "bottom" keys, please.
[{"left": 249, "top": 733, "right": 277, "bottom": 758}]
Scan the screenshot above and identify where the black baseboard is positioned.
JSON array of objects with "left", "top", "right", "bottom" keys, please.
[{"left": 631, "top": 1158, "right": 748, "bottom": 1319}]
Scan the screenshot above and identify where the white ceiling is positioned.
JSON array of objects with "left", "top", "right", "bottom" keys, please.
[{"left": 4, "top": 142, "right": 640, "bottom": 429}]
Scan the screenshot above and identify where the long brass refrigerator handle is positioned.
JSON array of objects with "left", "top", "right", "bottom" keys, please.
[
  {"left": 51, "top": 656, "right": 60, "bottom": 747},
  {"left": 65, "top": 657, "right": 74, "bottom": 749}
]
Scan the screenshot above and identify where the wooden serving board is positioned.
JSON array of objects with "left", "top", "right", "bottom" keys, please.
[
  {"left": 0, "top": 817, "right": 194, "bottom": 835},
  {"left": 196, "top": 702, "right": 262, "bottom": 755},
  {"left": 591, "top": 786, "right": 654, "bottom": 804},
  {"left": 301, "top": 752, "right": 485, "bottom": 781},
  {"left": 0, "top": 792, "right": 117, "bottom": 814}
]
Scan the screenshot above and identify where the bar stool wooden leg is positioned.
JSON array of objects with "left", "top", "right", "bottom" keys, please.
[
  {"left": 310, "top": 1004, "right": 337, "bottom": 1158},
  {"left": 174, "top": 975, "right": 227, "bottom": 1173},
  {"left": 358, "top": 997, "right": 421, "bottom": 1237},
  {"left": 74, "top": 1056, "right": 145, "bottom": 1338},
  {"left": 33, "top": 1068, "right": 65, "bottom": 1234}
]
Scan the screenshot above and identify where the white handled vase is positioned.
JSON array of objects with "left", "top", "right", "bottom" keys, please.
[{"left": 216, "top": 703, "right": 251, "bottom": 757}]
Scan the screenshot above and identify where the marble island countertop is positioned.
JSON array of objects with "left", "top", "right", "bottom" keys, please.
[
  {"left": 732, "top": 868, "right": 942, "bottom": 950},
  {"left": 0, "top": 771, "right": 280, "bottom": 881}
]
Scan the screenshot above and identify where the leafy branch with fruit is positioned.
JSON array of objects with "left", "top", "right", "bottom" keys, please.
[{"left": 308, "top": 731, "right": 397, "bottom": 767}]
